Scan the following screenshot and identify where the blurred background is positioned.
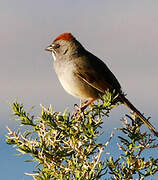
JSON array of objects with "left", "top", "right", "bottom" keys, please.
[{"left": 1, "top": 0, "right": 158, "bottom": 179}]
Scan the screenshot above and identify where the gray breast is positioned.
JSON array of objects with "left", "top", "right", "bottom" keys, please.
[{"left": 54, "top": 59, "right": 100, "bottom": 100}]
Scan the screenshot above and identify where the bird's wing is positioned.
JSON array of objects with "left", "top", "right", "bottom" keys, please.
[{"left": 74, "top": 52, "right": 121, "bottom": 93}]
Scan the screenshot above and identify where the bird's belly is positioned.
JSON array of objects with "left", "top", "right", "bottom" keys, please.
[
  {"left": 60, "top": 73, "right": 99, "bottom": 100},
  {"left": 55, "top": 69, "right": 99, "bottom": 100}
]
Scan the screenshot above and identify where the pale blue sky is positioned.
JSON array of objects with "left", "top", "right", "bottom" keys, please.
[{"left": 0, "top": 0, "right": 158, "bottom": 179}]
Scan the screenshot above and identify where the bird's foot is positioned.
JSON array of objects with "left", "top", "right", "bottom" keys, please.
[
  {"left": 72, "top": 99, "right": 95, "bottom": 118},
  {"left": 72, "top": 104, "right": 85, "bottom": 118}
]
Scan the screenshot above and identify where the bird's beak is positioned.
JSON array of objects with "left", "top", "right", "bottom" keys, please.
[{"left": 45, "top": 45, "right": 53, "bottom": 52}]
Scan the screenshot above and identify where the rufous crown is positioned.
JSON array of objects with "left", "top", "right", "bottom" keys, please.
[{"left": 53, "top": 33, "right": 74, "bottom": 42}]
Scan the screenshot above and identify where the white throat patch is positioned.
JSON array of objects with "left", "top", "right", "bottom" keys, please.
[{"left": 52, "top": 52, "right": 56, "bottom": 61}]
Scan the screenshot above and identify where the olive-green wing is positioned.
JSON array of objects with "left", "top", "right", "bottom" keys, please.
[{"left": 74, "top": 52, "right": 121, "bottom": 93}]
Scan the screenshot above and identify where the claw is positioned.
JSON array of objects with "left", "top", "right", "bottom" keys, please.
[
  {"left": 80, "top": 99, "right": 95, "bottom": 111},
  {"left": 72, "top": 104, "right": 83, "bottom": 117},
  {"left": 72, "top": 99, "right": 95, "bottom": 118}
]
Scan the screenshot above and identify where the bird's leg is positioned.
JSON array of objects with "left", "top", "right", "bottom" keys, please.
[
  {"left": 73, "top": 99, "right": 95, "bottom": 117},
  {"left": 80, "top": 99, "right": 88, "bottom": 107},
  {"left": 80, "top": 99, "right": 95, "bottom": 111}
]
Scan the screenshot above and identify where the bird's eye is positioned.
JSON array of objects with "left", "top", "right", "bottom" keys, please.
[{"left": 55, "top": 44, "right": 60, "bottom": 49}]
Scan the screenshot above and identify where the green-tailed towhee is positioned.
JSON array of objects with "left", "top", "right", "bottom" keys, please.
[{"left": 45, "top": 32, "right": 157, "bottom": 136}]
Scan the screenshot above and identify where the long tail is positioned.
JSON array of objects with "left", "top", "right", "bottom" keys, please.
[{"left": 119, "top": 93, "right": 158, "bottom": 137}]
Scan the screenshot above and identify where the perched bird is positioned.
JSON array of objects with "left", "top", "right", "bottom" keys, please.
[{"left": 45, "top": 32, "right": 157, "bottom": 136}]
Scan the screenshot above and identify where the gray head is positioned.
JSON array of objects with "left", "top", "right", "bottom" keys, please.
[{"left": 45, "top": 33, "right": 84, "bottom": 60}]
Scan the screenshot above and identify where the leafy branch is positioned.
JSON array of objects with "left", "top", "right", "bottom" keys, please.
[{"left": 6, "top": 91, "right": 158, "bottom": 179}]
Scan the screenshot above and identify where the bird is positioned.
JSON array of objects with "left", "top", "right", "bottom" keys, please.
[{"left": 45, "top": 32, "right": 158, "bottom": 136}]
